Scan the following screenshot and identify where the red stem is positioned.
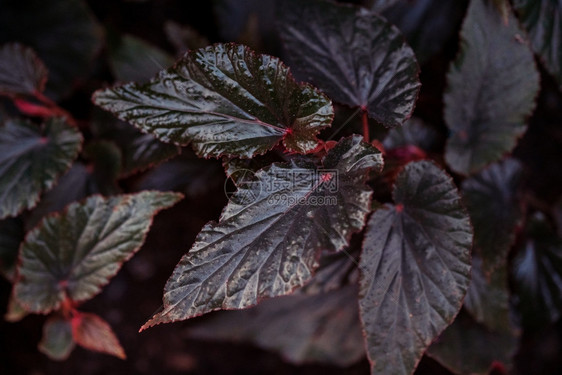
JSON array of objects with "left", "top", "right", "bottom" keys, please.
[
  {"left": 362, "top": 109, "right": 369, "bottom": 142},
  {"left": 32, "top": 90, "right": 77, "bottom": 126}
]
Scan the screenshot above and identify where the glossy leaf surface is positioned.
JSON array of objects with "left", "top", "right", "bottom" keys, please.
[
  {"left": 0, "top": 117, "right": 82, "bottom": 219},
  {"left": 142, "top": 135, "right": 383, "bottom": 329},
  {"left": 0, "top": 43, "right": 48, "bottom": 96},
  {"left": 94, "top": 43, "right": 333, "bottom": 158},
  {"left": 444, "top": 0, "right": 539, "bottom": 175},
  {"left": 359, "top": 160, "right": 472, "bottom": 375},
  {"left": 278, "top": 0, "right": 420, "bottom": 128},
  {"left": 14, "top": 192, "right": 182, "bottom": 313}
]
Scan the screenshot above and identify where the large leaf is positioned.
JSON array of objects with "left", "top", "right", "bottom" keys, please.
[
  {"left": 108, "top": 34, "right": 174, "bottom": 83},
  {"left": 0, "top": 43, "right": 48, "bottom": 97},
  {"left": 0, "top": 117, "right": 83, "bottom": 219},
  {"left": 278, "top": 0, "right": 420, "bottom": 128},
  {"left": 427, "top": 311, "right": 517, "bottom": 375},
  {"left": 0, "top": 217, "right": 24, "bottom": 281},
  {"left": 14, "top": 191, "right": 182, "bottom": 313},
  {"left": 513, "top": 213, "right": 562, "bottom": 328},
  {"left": 513, "top": 0, "right": 562, "bottom": 90},
  {"left": 359, "top": 160, "right": 472, "bottom": 375},
  {"left": 444, "top": 0, "right": 539, "bottom": 175},
  {"left": 71, "top": 312, "right": 126, "bottom": 359},
  {"left": 461, "top": 158, "right": 522, "bottom": 274},
  {"left": 93, "top": 43, "right": 333, "bottom": 158},
  {"left": 0, "top": 0, "right": 103, "bottom": 99},
  {"left": 380, "top": 0, "right": 467, "bottom": 63},
  {"left": 464, "top": 256, "right": 511, "bottom": 333},
  {"left": 187, "top": 285, "right": 364, "bottom": 366},
  {"left": 142, "top": 135, "right": 383, "bottom": 329},
  {"left": 38, "top": 315, "right": 75, "bottom": 361}
]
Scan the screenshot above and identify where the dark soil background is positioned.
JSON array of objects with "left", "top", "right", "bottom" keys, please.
[{"left": 1, "top": 0, "right": 562, "bottom": 374}]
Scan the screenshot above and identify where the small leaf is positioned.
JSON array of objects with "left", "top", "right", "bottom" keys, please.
[
  {"left": 0, "top": 117, "right": 83, "bottom": 219},
  {"left": 38, "top": 315, "right": 75, "bottom": 361},
  {"left": 513, "top": 0, "right": 562, "bottom": 90},
  {"left": 14, "top": 191, "right": 183, "bottom": 314},
  {"left": 187, "top": 285, "right": 364, "bottom": 366},
  {"left": 278, "top": 0, "right": 420, "bottom": 128},
  {"left": 0, "top": 43, "right": 48, "bottom": 96},
  {"left": 444, "top": 0, "right": 539, "bottom": 175},
  {"left": 0, "top": 0, "right": 103, "bottom": 99},
  {"left": 71, "top": 312, "right": 126, "bottom": 359},
  {"left": 382, "top": 117, "right": 441, "bottom": 152},
  {"left": 464, "top": 256, "right": 511, "bottom": 333},
  {"left": 427, "top": 311, "right": 517, "bottom": 375},
  {"left": 142, "top": 135, "right": 383, "bottom": 329},
  {"left": 93, "top": 43, "right": 333, "bottom": 158},
  {"left": 108, "top": 34, "right": 174, "bottom": 83},
  {"left": 513, "top": 213, "right": 562, "bottom": 328},
  {"left": 0, "top": 217, "right": 24, "bottom": 281},
  {"left": 359, "top": 160, "right": 472, "bottom": 375},
  {"left": 462, "top": 159, "right": 523, "bottom": 274},
  {"left": 380, "top": 0, "right": 467, "bottom": 63}
]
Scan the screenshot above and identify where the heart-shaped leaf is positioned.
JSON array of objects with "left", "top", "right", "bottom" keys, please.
[
  {"left": 278, "top": 0, "right": 420, "bottom": 128},
  {"left": 462, "top": 159, "right": 522, "bottom": 274},
  {"left": 0, "top": 0, "right": 103, "bottom": 99},
  {"left": 0, "top": 43, "right": 48, "bottom": 97},
  {"left": 71, "top": 311, "right": 126, "bottom": 359},
  {"left": 359, "top": 160, "right": 472, "bottom": 375},
  {"left": 93, "top": 43, "right": 333, "bottom": 158},
  {"left": 513, "top": 0, "right": 562, "bottom": 90},
  {"left": 38, "top": 315, "right": 75, "bottom": 361},
  {"left": 14, "top": 191, "right": 183, "bottom": 314},
  {"left": 444, "top": 0, "right": 539, "bottom": 175},
  {"left": 0, "top": 117, "right": 83, "bottom": 219},
  {"left": 187, "top": 285, "right": 364, "bottom": 366},
  {"left": 142, "top": 135, "right": 383, "bottom": 329}
]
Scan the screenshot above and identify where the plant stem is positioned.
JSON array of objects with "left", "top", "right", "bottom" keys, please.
[{"left": 362, "top": 109, "right": 369, "bottom": 142}]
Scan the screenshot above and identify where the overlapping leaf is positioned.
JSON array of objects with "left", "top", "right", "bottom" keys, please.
[
  {"left": 278, "top": 0, "right": 420, "bottom": 128},
  {"left": 93, "top": 43, "right": 333, "bottom": 158},
  {"left": 0, "top": 0, "right": 103, "bottom": 99},
  {"left": 14, "top": 191, "right": 182, "bottom": 313},
  {"left": 427, "top": 311, "right": 517, "bottom": 375},
  {"left": 0, "top": 43, "right": 48, "bottom": 97},
  {"left": 462, "top": 158, "right": 522, "bottom": 274},
  {"left": 142, "top": 135, "right": 383, "bottom": 329},
  {"left": 188, "top": 286, "right": 364, "bottom": 366},
  {"left": 513, "top": 0, "right": 562, "bottom": 90},
  {"left": 513, "top": 214, "right": 562, "bottom": 328},
  {"left": 444, "top": 0, "right": 539, "bottom": 175},
  {"left": 108, "top": 34, "right": 174, "bottom": 83},
  {"left": 0, "top": 117, "right": 83, "bottom": 219},
  {"left": 359, "top": 160, "right": 472, "bottom": 375}
]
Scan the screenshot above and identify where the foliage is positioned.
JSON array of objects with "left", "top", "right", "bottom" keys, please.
[{"left": 1, "top": 0, "right": 562, "bottom": 373}]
